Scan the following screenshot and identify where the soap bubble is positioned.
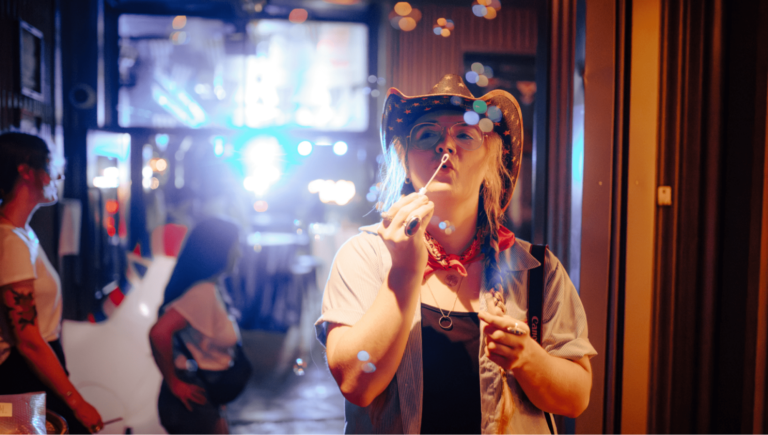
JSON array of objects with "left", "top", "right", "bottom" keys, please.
[
  {"left": 479, "top": 118, "right": 494, "bottom": 132},
  {"left": 486, "top": 106, "right": 502, "bottom": 122},
  {"left": 463, "top": 111, "right": 480, "bottom": 125}
]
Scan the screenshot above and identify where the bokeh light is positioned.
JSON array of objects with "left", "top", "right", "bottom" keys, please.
[
  {"left": 464, "top": 111, "right": 480, "bottom": 125},
  {"left": 441, "top": 28, "right": 451, "bottom": 37},
  {"left": 484, "top": 66, "right": 495, "bottom": 78},
  {"left": 450, "top": 96, "right": 463, "bottom": 106},
  {"left": 172, "top": 15, "right": 186, "bottom": 30},
  {"left": 445, "top": 19, "right": 455, "bottom": 30},
  {"left": 465, "top": 71, "right": 479, "bottom": 83},
  {"left": 473, "top": 100, "right": 488, "bottom": 113},
  {"left": 486, "top": 106, "right": 503, "bottom": 122},
  {"left": 170, "top": 31, "right": 187, "bottom": 45},
  {"left": 408, "top": 8, "right": 422, "bottom": 22},
  {"left": 479, "top": 118, "right": 494, "bottom": 132},
  {"left": 312, "top": 180, "right": 357, "bottom": 205},
  {"left": 477, "top": 75, "right": 489, "bottom": 87},
  {"left": 213, "top": 136, "right": 225, "bottom": 156},
  {"left": 362, "top": 362, "right": 377, "bottom": 373},
  {"left": 308, "top": 179, "right": 324, "bottom": 194},
  {"left": 298, "top": 141, "right": 313, "bottom": 156},
  {"left": 433, "top": 26, "right": 442, "bottom": 35},
  {"left": 357, "top": 350, "right": 370, "bottom": 361},
  {"left": 489, "top": 0, "right": 502, "bottom": 10},
  {"left": 484, "top": 6, "right": 498, "bottom": 19},
  {"left": 390, "top": 14, "right": 404, "bottom": 29},
  {"left": 150, "top": 177, "right": 160, "bottom": 189},
  {"left": 399, "top": 17, "right": 417, "bottom": 31},
  {"left": 293, "top": 358, "right": 307, "bottom": 376},
  {"left": 289, "top": 8, "right": 308, "bottom": 23},
  {"left": 472, "top": 4, "right": 488, "bottom": 16},
  {"left": 333, "top": 141, "right": 348, "bottom": 156},
  {"left": 105, "top": 200, "right": 119, "bottom": 214},
  {"left": 471, "top": 62, "right": 485, "bottom": 74},
  {"left": 253, "top": 201, "right": 269, "bottom": 212},
  {"left": 394, "top": 2, "right": 412, "bottom": 16},
  {"left": 154, "top": 158, "right": 168, "bottom": 172},
  {"left": 437, "top": 17, "right": 447, "bottom": 26},
  {"left": 155, "top": 133, "right": 170, "bottom": 150}
]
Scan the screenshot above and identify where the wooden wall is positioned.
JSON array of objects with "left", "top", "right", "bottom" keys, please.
[{"left": 385, "top": 4, "right": 537, "bottom": 95}]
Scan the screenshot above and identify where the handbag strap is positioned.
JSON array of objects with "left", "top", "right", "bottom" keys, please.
[
  {"left": 173, "top": 333, "right": 198, "bottom": 367},
  {"left": 527, "top": 244, "right": 557, "bottom": 435}
]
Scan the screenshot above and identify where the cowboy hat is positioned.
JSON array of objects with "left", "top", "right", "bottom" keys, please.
[{"left": 380, "top": 74, "right": 523, "bottom": 212}]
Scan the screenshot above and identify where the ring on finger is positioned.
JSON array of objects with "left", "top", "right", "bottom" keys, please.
[
  {"left": 403, "top": 215, "right": 422, "bottom": 237},
  {"left": 506, "top": 322, "right": 526, "bottom": 336}
]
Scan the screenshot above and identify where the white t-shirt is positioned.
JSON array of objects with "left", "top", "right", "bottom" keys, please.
[
  {"left": 0, "top": 224, "right": 63, "bottom": 365},
  {"left": 166, "top": 282, "right": 239, "bottom": 371}
]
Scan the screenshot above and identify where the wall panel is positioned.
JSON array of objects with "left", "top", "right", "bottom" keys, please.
[
  {"left": 386, "top": 5, "right": 536, "bottom": 96},
  {"left": 0, "top": 0, "right": 56, "bottom": 135}
]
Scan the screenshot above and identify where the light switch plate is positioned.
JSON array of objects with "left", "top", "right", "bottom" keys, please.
[{"left": 658, "top": 186, "right": 672, "bottom": 206}]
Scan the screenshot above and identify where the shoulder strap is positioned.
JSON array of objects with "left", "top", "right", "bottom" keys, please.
[
  {"left": 527, "top": 244, "right": 547, "bottom": 345},
  {"left": 527, "top": 244, "right": 557, "bottom": 435}
]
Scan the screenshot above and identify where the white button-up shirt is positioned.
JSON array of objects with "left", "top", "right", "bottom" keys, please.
[{"left": 315, "top": 225, "right": 597, "bottom": 434}]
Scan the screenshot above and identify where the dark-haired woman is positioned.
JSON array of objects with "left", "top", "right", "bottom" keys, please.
[
  {"left": 0, "top": 132, "right": 103, "bottom": 434},
  {"left": 149, "top": 217, "right": 242, "bottom": 434},
  {"left": 315, "top": 75, "right": 597, "bottom": 433}
]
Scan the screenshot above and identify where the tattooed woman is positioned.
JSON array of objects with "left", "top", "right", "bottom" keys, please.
[
  {"left": 316, "top": 75, "right": 596, "bottom": 433},
  {"left": 0, "top": 133, "right": 103, "bottom": 434}
]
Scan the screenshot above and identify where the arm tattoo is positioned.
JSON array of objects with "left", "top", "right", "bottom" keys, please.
[{"left": 4, "top": 288, "right": 38, "bottom": 331}]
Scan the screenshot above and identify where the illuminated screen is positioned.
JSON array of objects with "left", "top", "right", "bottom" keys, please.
[{"left": 118, "top": 15, "right": 369, "bottom": 131}]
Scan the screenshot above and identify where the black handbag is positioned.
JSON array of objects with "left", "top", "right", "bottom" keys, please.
[
  {"left": 528, "top": 244, "right": 558, "bottom": 435},
  {"left": 174, "top": 335, "right": 253, "bottom": 406}
]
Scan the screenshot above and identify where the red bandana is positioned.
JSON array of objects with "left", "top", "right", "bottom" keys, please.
[{"left": 423, "top": 226, "right": 516, "bottom": 279}]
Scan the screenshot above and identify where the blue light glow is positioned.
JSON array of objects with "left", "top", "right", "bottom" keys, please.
[
  {"left": 465, "top": 71, "right": 479, "bottom": 84},
  {"left": 333, "top": 141, "right": 348, "bottom": 156},
  {"left": 298, "top": 141, "right": 313, "bottom": 156},
  {"left": 213, "top": 136, "right": 225, "bottom": 157},
  {"left": 155, "top": 134, "right": 170, "bottom": 150}
]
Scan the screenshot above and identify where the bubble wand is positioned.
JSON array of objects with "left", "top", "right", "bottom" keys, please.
[{"left": 419, "top": 154, "right": 450, "bottom": 195}]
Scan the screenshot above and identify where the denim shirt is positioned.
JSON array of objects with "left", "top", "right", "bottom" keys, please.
[{"left": 315, "top": 225, "right": 597, "bottom": 434}]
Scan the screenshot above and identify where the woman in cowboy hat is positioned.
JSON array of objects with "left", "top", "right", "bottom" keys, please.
[{"left": 315, "top": 74, "right": 596, "bottom": 434}]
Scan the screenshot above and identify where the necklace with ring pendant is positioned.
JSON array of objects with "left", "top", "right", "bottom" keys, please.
[{"left": 426, "top": 273, "right": 464, "bottom": 330}]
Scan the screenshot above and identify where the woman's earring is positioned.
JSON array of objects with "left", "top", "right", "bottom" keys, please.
[{"left": 404, "top": 176, "right": 411, "bottom": 185}]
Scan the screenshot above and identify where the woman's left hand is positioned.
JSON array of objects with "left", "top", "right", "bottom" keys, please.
[{"left": 477, "top": 311, "right": 539, "bottom": 372}]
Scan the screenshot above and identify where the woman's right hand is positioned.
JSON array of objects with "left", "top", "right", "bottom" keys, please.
[
  {"left": 71, "top": 398, "right": 103, "bottom": 433},
  {"left": 378, "top": 192, "right": 435, "bottom": 274},
  {"left": 169, "top": 378, "right": 208, "bottom": 411}
]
